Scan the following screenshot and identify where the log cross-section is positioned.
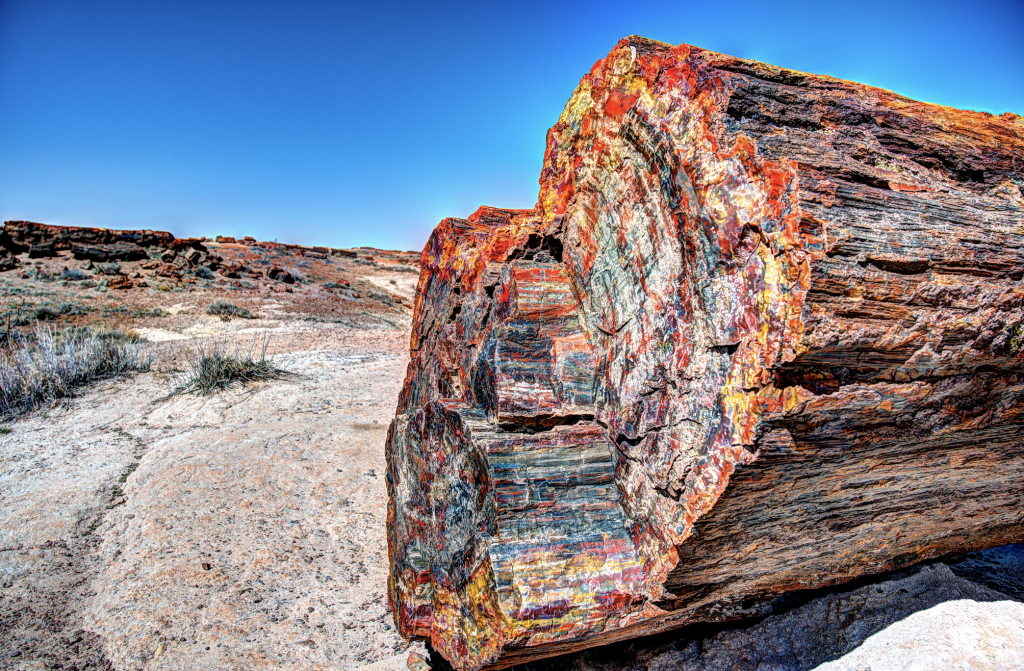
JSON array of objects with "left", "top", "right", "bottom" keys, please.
[{"left": 386, "top": 35, "right": 1024, "bottom": 670}]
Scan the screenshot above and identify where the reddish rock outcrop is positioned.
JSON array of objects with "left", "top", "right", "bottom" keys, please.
[
  {"left": 386, "top": 37, "right": 1024, "bottom": 670},
  {"left": 2, "top": 221, "right": 175, "bottom": 252},
  {"left": 0, "top": 221, "right": 229, "bottom": 278}
]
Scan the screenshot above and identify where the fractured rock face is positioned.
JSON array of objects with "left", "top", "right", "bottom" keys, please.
[
  {"left": 387, "top": 36, "right": 1024, "bottom": 670},
  {"left": 389, "top": 239, "right": 654, "bottom": 663},
  {"left": 481, "top": 262, "right": 596, "bottom": 423}
]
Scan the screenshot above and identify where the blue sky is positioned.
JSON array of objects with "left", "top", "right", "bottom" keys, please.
[{"left": 1, "top": 0, "right": 1021, "bottom": 251}]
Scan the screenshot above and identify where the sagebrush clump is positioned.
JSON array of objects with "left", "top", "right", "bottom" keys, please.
[
  {"left": 0, "top": 325, "right": 153, "bottom": 419},
  {"left": 59, "top": 268, "right": 90, "bottom": 281},
  {"left": 34, "top": 302, "right": 90, "bottom": 321},
  {"left": 94, "top": 262, "right": 122, "bottom": 276},
  {"left": 207, "top": 301, "right": 257, "bottom": 320}
]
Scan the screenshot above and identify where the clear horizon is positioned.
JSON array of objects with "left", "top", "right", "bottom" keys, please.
[{"left": 2, "top": 0, "right": 1021, "bottom": 252}]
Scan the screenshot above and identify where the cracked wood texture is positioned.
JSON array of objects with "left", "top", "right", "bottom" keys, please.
[{"left": 386, "top": 36, "right": 1024, "bottom": 670}]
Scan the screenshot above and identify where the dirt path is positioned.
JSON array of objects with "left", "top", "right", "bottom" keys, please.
[{"left": 0, "top": 322, "right": 422, "bottom": 670}]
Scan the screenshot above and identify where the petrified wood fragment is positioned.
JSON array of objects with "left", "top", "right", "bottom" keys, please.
[
  {"left": 70, "top": 242, "right": 149, "bottom": 262},
  {"left": 27, "top": 241, "right": 57, "bottom": 258},
  {"left": 387, "top": 36, "right": 1024, "bottom": 670}
]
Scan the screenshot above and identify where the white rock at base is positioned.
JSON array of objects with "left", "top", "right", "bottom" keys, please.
[{"left": 814, "top": 599, "right": 1024, "bottom": 671}]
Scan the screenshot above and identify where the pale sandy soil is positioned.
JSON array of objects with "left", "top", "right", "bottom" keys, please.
[{"left": 0, "top": 320, "right": 423, "bottom": 671}]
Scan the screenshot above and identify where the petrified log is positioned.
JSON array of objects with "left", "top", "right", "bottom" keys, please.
[
  {"left": 386, "top": 36, "right": 1024, "bottom": 670},
  {"left": 171, "top": 236, "right": 208, "bottom": 252},
  {"left": 269, "top": 267, "right": 295, "bottom": 284},
  {"left": 106, "top": 275, "right": 133, "bottom": 290},
  {"left": 27, "top": 241, "right": 57, "bottom": 258},
  {"left": 70, "top": 242, "right": 149, "bottom": 262}
]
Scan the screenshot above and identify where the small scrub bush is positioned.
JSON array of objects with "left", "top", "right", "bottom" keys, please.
[
  {"left": 32, "top": 268, "right": 55, "bottom": 282},
  {"left": 62, "top": 303, "right": 91, "bottom": 316},
  {"left": 368, "top": 290, "right": 397, "bottom": 307},
  {"left": 94, "top": 262, "right": 122, "bottom": 276},
  {"left": 286, "top": 266, "right": 307, "bottom": 283},
  {"left": 0, "top": 325, "right": 153, "bottom": 419},
  {"left": 89, "top": 327, "right": 143, "bottom": 344},
  {"left": 166, "top": 335, "right": 290, "bottom": 397},
  {"left": 1, "top": 310, "right": 31, "bottom": 328},
  {"left": 207, "top": 301, "right": 257, "bottom": 320},
  {"left": 194, "top": 266, "right": 214, "bottom": 280},
  {"left": 106, "top": 306, "right": 166, "bottom": 319},
  {"left": 33, "top": 306, "right": 61, "bottom": 321},
  {"left": 34, "top": 302, "right": 90, "bottom": 321},
  {"left": 60, "top": 268, "right": 90, "bottom": 281}
]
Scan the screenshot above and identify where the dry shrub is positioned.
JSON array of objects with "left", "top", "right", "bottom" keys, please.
[
  {"left": 207, "top": 301, "right": 257, "bottom": 320},
  {"left": 94, "top": 262, "right": 122, "bottom": 276},
  {"left": 0, "top": 325, "right": 153, "bottom": 419},
  {"left": 60, "top": 268, "right": 90, "bottom": 281},
  {"left": 166, "top": 335, "right": 289, "bottom": 397}
]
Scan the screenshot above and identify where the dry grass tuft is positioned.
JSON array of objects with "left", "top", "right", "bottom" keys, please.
[
  {"left": 166, "top": 335, "right": 289, "bottom": 397},
  {"left": 0, "top": 325, "right": 153, "bottom": 419}
]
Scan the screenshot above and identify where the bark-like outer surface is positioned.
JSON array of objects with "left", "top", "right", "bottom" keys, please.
[{"left": 387, "top": 36, "right": 1024, "bottom": 670}]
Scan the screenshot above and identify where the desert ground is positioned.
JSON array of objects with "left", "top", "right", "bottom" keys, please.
[{"left": 0, "top": 239, "right": 426, "bottom": 670}]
